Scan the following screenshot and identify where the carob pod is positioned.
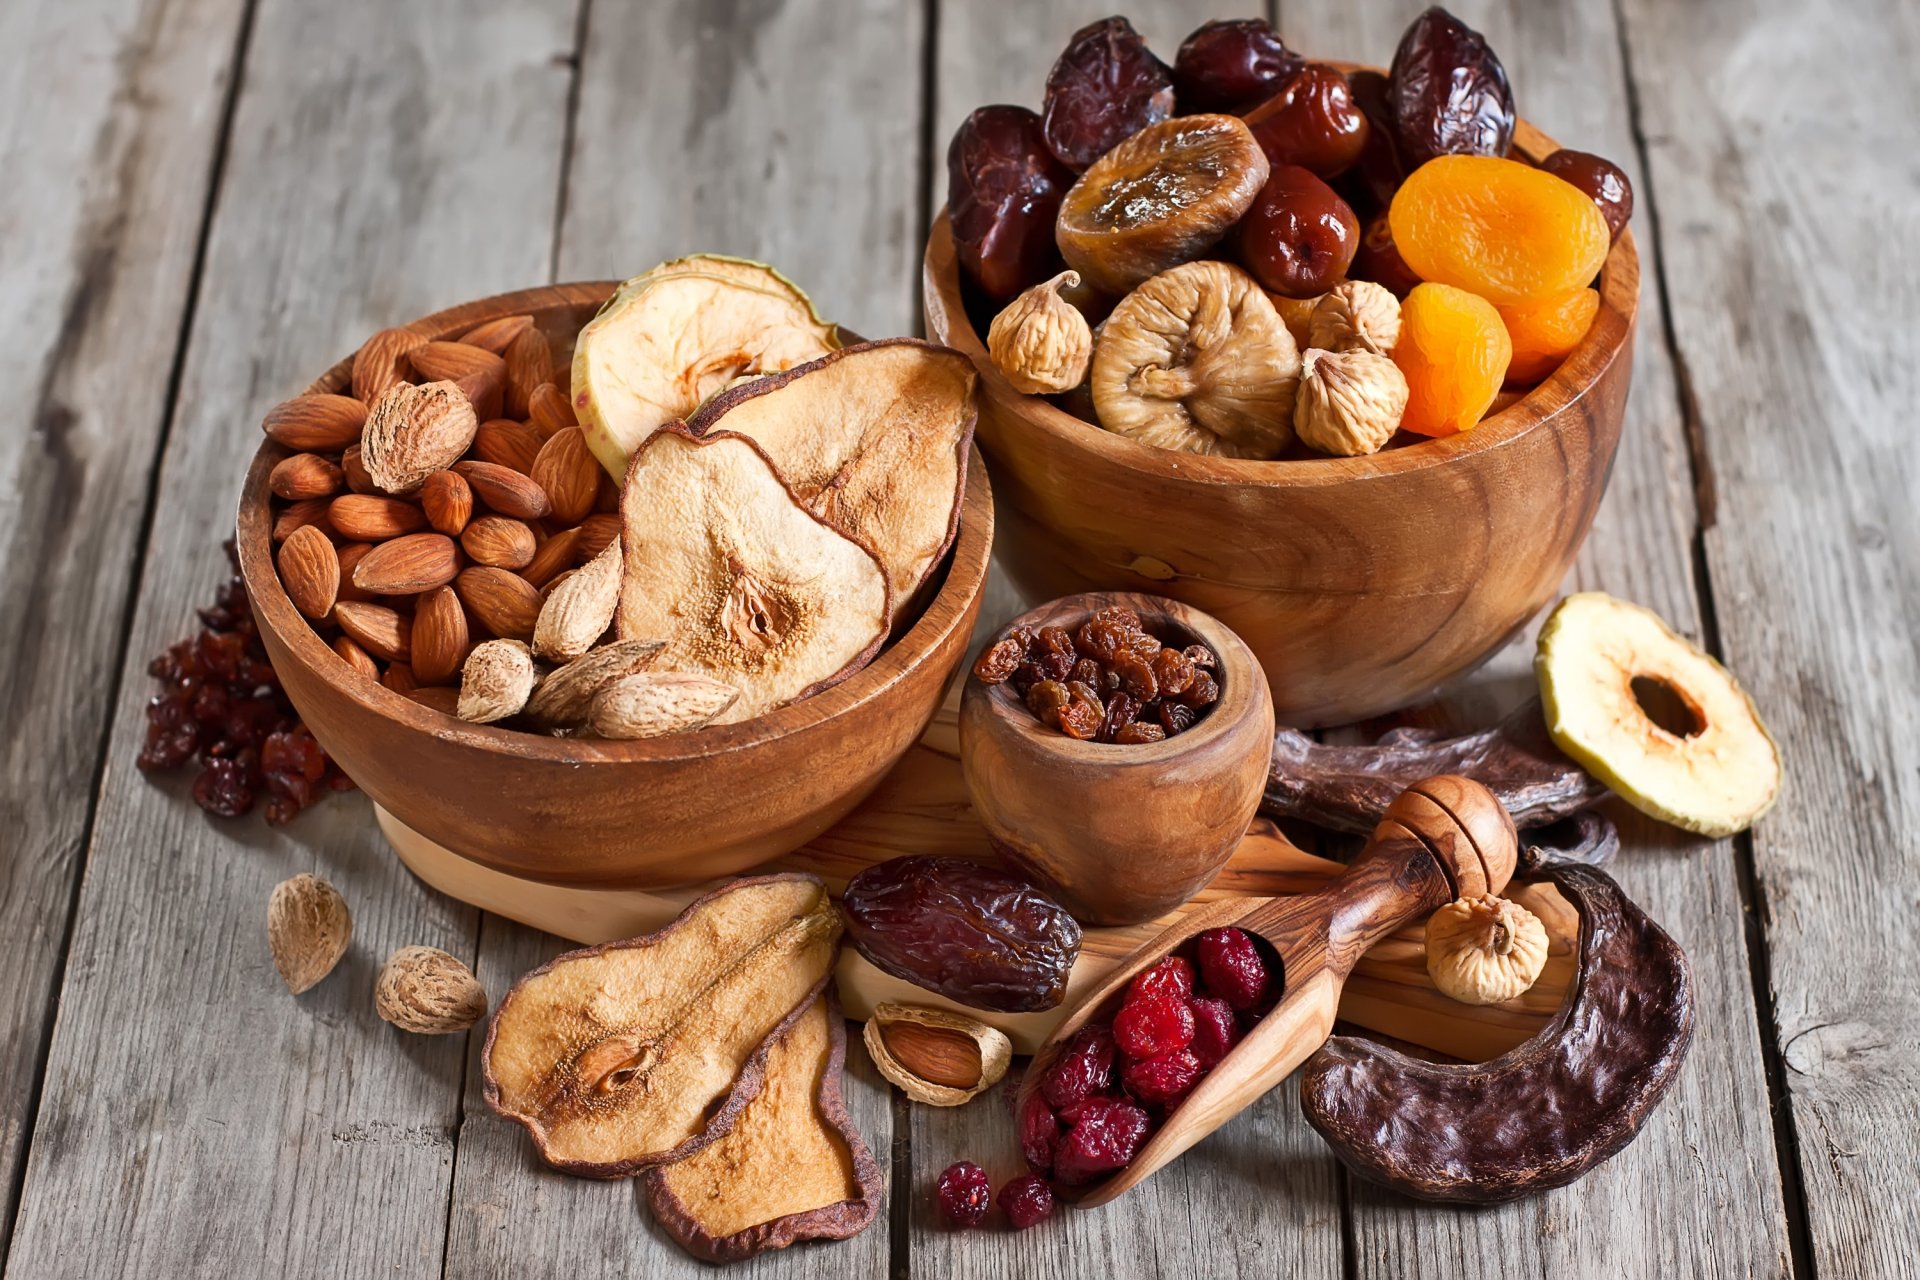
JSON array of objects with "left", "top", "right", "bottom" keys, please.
[
  {"left": 1264, "top": 698, "right": 1608, "bottom": 833},
  {"left": 1518, "top": 809, "right": 1618, "bottom": 874},
  {"left": 1299, "top": 864, "right": 1693, "bottom": 1203}
]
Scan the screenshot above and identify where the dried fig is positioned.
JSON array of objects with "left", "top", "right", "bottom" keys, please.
[
  {"left": 483, "top": 874, "right": 841, "bottom": 1177},
  {"left": 615, "top": 426, "right": 890, "bottom": 724},
  {"left": 1091, "top": 260, "right": 1301, "bottom": 457},
  {"left": 685, "top": 339, "right": 977, "bottom": 603}
]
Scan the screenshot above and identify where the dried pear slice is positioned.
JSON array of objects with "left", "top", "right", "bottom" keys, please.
[
  {"left": 573, "top": 256, "right": 839, "bottom": 479},
  {"left": 686, "top": 339, "right": 978, "bottom": 602},
  {"left": 1536, "top": 593, "right": 1781, "bottom": 837},
  {"left": 616, "top": 426, "right": 891, "bottom": 724},
  {"left": 644, "top": 991, "right": 882, "bottom": 1262},
  {"left": 482, "top": 874, "right": 843, "bottom": 1177}
]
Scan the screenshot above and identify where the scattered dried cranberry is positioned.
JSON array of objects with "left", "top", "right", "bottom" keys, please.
[
  {"left": 1122, "top": 1048, "right": 1204, "bottom": 1109},
  {"left": 192, "top": 756, "right": 256, "bottom": 818},
  {"left": 1190, "top": 996, "right": 1243, "bottom": 1068},
  {"left": 1041, "top": 1025, "right": 1117, "bottom": 1111},
  {"left": 1196, "top": 927, "right": 1272, "bottom": 1011},
  {"left": 1127, "top": 956, "right": 1195, "bottom": 1005},
  {"left": 935, "top": 1161, "right": 993, "bottom": 1229},
  {"left": 996, "top": 1173, "right": 1056, "bottom": 1230},
  {"left": 1019, "top": 1090, "right": 1061, "bottom": 1174},
  {"left": 1054, "top": 1097, "right": 1151, "bottom": 1185},
  {"left": 1113, "top": 992, "right": 1196, "bottom": 1060}
]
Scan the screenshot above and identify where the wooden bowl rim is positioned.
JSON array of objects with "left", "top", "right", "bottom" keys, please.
[
  {"left": 235, "top": 280, "right": 995, "bottom": 764},
  {"left": 925, "top": 106, "right": 1640, "bottom": 487},
  {"left": 967, "top": 592, "right": 1266, "bottom": 764}
]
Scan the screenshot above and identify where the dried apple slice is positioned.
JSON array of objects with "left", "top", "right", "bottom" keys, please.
[
  {"left": 686, "top": 339, "right": 978, "bottom": 603},
  {"left": 644, "top": 991, "right": 882, "bottom": 1262},
  {"left": 616, "top": 426, "right": 890, "bottom": 724},
  {"left": 482, "top": 874, "right": 842, "bottom": 1177},
  {"left": 573, "top": 256, "right": 840, "bottom": 479}
]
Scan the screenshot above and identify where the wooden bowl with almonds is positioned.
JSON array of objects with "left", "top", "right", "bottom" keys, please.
[
  {"left": 925, "top": 111, "right": 1638, "bottom": 728},
  {"left": 236, "top": 282, "right": 993, "bottom": 888}
]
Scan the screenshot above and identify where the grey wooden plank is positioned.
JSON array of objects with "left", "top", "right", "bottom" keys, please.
[
  {"left": 1284, "top": 2, "right": 1794, "bottom": 1275},
  {"left": 2, "top": 0, "right": 577, "bottom": 1274},
  {"left": 0, "top": 0, "right": 248, "bottom": 1257},
  {"left": 1616, "top": 0, "right": 1920, "bottom": 1274},
  {"left": 440, "top": 1, "right": 925, "bottom": 1275},
  {"left": 913, "top": 8, "right": 1343, "bottom": 1278}
]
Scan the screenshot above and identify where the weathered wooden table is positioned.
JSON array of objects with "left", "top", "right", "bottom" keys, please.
[{"left": 2, "top": 1, "right": 1912, "bottom": 1276}]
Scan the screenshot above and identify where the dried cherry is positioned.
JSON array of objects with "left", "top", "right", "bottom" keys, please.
[
  {"left": 1233, "top": 164, "right": 1360, "bottom": 298},
  {"left": 1196, "top": 927, "right": 1272, "bottom": 1011},
  {"left": 1128, "top": 955, "right": 1196, "bottom": 1004},
  {"left": 841, "top": 856, "right": 1082, "bottom": 1012},
  {"left": 997, "top": 1173, "right": 1055, "bottom": 1229},
  {"left": 1041, "top": 1025, "right": 1117, "bottom": 1111},
  {"left": 1388, "top": 6, "right": 1515, "bottom": 168},
  {"left": 1122, "top": 1048, "right": 1204, "bottom": 1109},
  {"left": 1172, "top": 18, "right": 1302, "bottom": 115},
  {"left": 1539, "top": 149, "right": 1634, "bottom": 242},
  {"left": 1019, "top": 1090, "right": 1061, "bottom": 1173},
  {"left": 935, "top": 1161, "right": 992, "bottom": 1228},
  {"left": 1190, "top": 996, "right": 1242, "bottom": 1067},
  {"left": 1042, "top": 17, "right": 1176, "bottom": 171},
  {"left": 1242, "top": 64, "right": 1371, "bottom": 180},
  {"left": 947, "top": 105, "right": 1074, "bottom": 302},
  {"left": 1113, "top": 992, "right": 1195, "bottom": 1059},
  {"left": 1053, "top": 1097, "right": 1151, "bottom": 1185}
]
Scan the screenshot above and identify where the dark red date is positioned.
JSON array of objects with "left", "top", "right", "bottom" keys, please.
[
  {"left": 1351, "top": 211, "right": 1423, "bottom": 297},
  {"left": 1389, "top": 6, "right": 1515, "bottom": 168},
  {"left": 1233, "top": 164, "right": 1361, "bottom": 297},
  {"left": 1172, "top": 18, "right": 1301, "bottom": 115},
  {"left": 946, "top": 105, "right": 1074, "bottom": 302},
  {"left": 1540, "top": 149, "right": 1634, "bottom": 241},
  {"left": 1042, "top": 16, "right": 1176, "bottom": 170},
  {"left": 1241, "top": 64, "right": 1370, "bottom": 180}
]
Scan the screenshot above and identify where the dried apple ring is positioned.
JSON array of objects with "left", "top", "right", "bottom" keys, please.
[{"left": 1389, "top": 155, "right": 1611, "bottom": 306}]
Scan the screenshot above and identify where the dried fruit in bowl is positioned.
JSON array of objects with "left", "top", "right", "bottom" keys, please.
[
  {"left": 1172, "top": 18, "right": 1301, "bottom": 115},
  {"left": 1389, "top": 155, "right": 1611, "bottom": 307},
  {"left": 571, "top": 256, "right": 838, "bottom": 478},
  {"left": 1393, "top": 282, "right": 1511, "bottom": 437},
  {"left": 947, "top": 105, "right": 1076, "bottom": 302},
  {"left": 685, "top": 339, "right": 977, "bottom": 603},
  {"left": 1041, "top": 16, "right": 1175, "bottom": 171},
  {"left": 1388, "top": 6, "right": 1515, "bottom": 168},
  {"left": 1091, "top": 260, "right": 1301, "bottom": 457},
  {"left": 615, "top": 426, "right": 890, "bottom": 724}
]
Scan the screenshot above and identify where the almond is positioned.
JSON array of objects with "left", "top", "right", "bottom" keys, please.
[
  {"left": 587, "top": 670, "right": 739, "bottom": 739},
  {"left": 362, "top": 380, "right": 479, "bottom": 495},
  {"left": 329, "top": 494, "right": 429, "bottom": 541},
  {"left": 458, "top": 639, "right": 537, "bottom": 723},
  {"left": 335, "top": 601, "right": 412, "bottom": 662},
  {"left": 274, "top": 497, "right": 332, "bottom": 543},
  {"left": 530, "top": 426, "right": 599, "bottom": 526},
  {"left": 523, "top": 638, "right": 665, "bottom": 729},
  {"left": 460, "top": 515, "right": 536, "bottom": 569},
  {"left": 352, "top": 327, "right": 428, "bottom": 404},
  {"left": 263, "top": 394, "right": 368, "bottom": 451},
  {"left": 455, "top": 567, "right": 541, "bottom": 641},
  {"left": 419, "top": 469, "right": 472, "bottom": 536},
  {"left": 503, "top": 326, "right": 553, "bottom": 419},
  {"left": 406, "top": 685, "right": 461, "bottom": 715},
  {"left": 453, "top": 460, "right": 552, "bottom": 520},
  {"left": 472, "top": 419, "right": 543, "bottom": 474},
  {"left": 410, "top": 339, "right": 507, "bottom": 386},
  {"left": 457, "top": 368, "right": 504, "bottom": 421},
  {"left": 270, "top": 453, "right": 344, "bottom": 501},
  {"left": 528, "top": 381, "right": 576, "bottom": 438},
  {"left": 341, "top": 444, "right": 378, "bottom": 494},
  {"left": 521, "top": 526, "right": 581, "bottom": 588},
  {"left": 593, "top": 470, "right": 621, "bottom": 514},
  {"left": 411, "top": 585, "right": 470, "bottom": 684},
  {"left": 457, "top": 314, "right": 535, "bottom": 356},
  {"left": 277, "top": 525, "right": 340, "bottom": 620},
  {"left": 533, "top": 538, "right": 621, "bottom": 662},
  {"left": 861, "top": 1005, "right": 1010, "bottom": 1106},
  {"left": 334, "top": 542, "right": 376, "bottom": 603},
  {"left": 383, "top": 661, "right": 418, "bottom": 694},
  {"left": 352, "top": 532, "right": 458, "bottom": 595},
  {"left": 332, "top": 635, "right": 379, "bottom": 681},
  {"left": 573, "top": 512, "right": 621, "bottom": 563}
]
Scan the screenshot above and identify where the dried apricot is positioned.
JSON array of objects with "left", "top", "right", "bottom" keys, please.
[
  {"left": 1388, "top": 156, "right": 1610, "bottom": 306},
  {"left": 1393, "top": 283, "right": 1512, "bottom": 437},
  {"left": 1499, "top": 287, "right": 1599, "bottom": 384}
]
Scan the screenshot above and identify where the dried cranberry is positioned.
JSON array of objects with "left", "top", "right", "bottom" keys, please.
[
  {"left": 1121, "top": 1048, "right": 1204, "bottom": 1109},
  {"left": 1041, "top": 1026, "right": 1117, "bottom": 1111},
  {"left": 1195, "top": 928, "right": 1271, "bottom": 1011},
  {"left": 947, "top": 106, "right": 1074, "bottom": 302},
  {"left": 1539, "top": 148, "right": 1634, "bottom": 241},
  {"left": 1172, "top": 18, "right": 1301, "bottom": 115},
  {"left": 1042, "top": 17, "right": 1175, "bottom": 171},
  {"left": 935, "top": 1161, "right": 993, "bottom": 1229},
  {"left": 996, "top": 1173, "right": 1055, "bottom": 1230},
  {"left": 1054, "top": 1097, "right": 1152, "bottom": 1185},
  {"left": 1389, "top": 6, "right": 1515, "bottom": 168},
  {"left": 1242, "top": 64, "right": 1371, "bottom": 180},
  {"left": 1127, "top": 956, "right": 1195, "bottom": 1005},
  {"left": 1233, "top": 163, "right": 1360, "bottom": 298},
  {"left": 1190, "top": 997, "right": 1242, "bottom": 1067},
  {"left": 1019, "top": 1090, "right": 1061, "bottom": 1174},
  {"left": 191, "top": 757, "right": 255, "bottom": 818},
  {"left": 137, "top": 725, "right": 200, "bottom": 773},
  {"left": 1112, "top": 992, "right": 1195, "bottom": 1060}
]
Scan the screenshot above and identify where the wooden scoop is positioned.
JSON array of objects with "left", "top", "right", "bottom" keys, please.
[{"left": 1023, "top": 774, "right": 1518, "bottom": 1207}]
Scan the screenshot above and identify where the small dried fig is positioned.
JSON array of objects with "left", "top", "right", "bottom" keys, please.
[
  {"left": 987, "top": 272, "right": 1093, "bottom": 395},
  {"left": 1425, "top": 894, "right": 1549, "bottom": 1005},
  {"left": 374, "top": 945, "right": 487, "bottom": 1033},
  {"left": 1307, "top": 279, "right": 1402, "bottom": 355},
  {"left": 1293, "top": 347, "right": 1409, "bottom": 457}
]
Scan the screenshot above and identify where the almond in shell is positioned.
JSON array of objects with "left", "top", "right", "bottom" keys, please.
[
  {"left": 352, "top": 532, "right": 458, "bottom": 595},
  {"left": 268, "top": 874, "right": 352, "bottom": 995},
  {"left": 588, "top": 670, "right": 741, "bottom": 739},
  {"left": 533, "top": 538, "right": 621, "bottom": 662},
  {"left": 523, "top": 637, "right": 664, "bottom": 729},
  {"left": 362, "top": 381, "right": 480, "bottom": 496},
  {"left": 277, "top": 524, "right": 340, "bottom": 620},
  {"left": 458, "top": 638, "right": 537, "bottom": 723}
]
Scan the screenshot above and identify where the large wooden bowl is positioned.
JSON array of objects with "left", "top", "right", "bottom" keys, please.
[
  {"left": 925, "top": 116, "right": 1638, "bottom": 727},
  {"left": 235, "top": 283, "right": 994, "bottom": 888}
]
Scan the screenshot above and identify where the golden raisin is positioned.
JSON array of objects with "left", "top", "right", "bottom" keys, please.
[
  {"left": 1393, "top": 283, "right": 1512, "bottom": 437},
  {"left": 1498, "top": 287, "right": 1600, "bottom": 384},
  {"left": 1388, "top": 155, "right": 1610, "bottom": 306}
]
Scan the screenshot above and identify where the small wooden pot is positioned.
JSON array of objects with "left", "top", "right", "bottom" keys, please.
[
  {"left": 958, "top": 592, "right": 1275, "bottom": 926},
  {"left": 925, "top": 107, "right": 1639, "bottom": 727}
]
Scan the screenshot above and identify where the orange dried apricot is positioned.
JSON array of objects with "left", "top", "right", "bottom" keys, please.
[
  {"left": 1499, "top": 287, "right": 1600, "bottom": 384},
  {"left": 1388, "top": 156, "right": 1610, "bottom": 306},
  {"left": 1393, "top": 283, "right": 1512, "bottom": 437}
]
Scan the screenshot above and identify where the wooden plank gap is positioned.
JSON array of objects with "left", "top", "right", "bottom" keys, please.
[
  {"left": 889, "top": 1088, "right": 913, "bottom": 1280},
  {"left": 546, "top": 0, "right": 595, "bottom": 285},
  {"left": 912, "top": 0, "right": 940, "bottom": 340}
]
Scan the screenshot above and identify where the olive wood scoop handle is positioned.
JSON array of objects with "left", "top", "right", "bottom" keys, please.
[{"left": 1023, "top": 774, "right": 1518, "bottom": 1208}]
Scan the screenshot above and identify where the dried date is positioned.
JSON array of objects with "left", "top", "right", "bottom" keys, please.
[
  {"left": 1042, "top": 17, "right": 1176, "bottom": 171},
  {"left": 948, "top": 106, "right": 1075, "bottom": 302},
  {"left": 1389, "top": 6, "right": 1515, "bottom": 168}
]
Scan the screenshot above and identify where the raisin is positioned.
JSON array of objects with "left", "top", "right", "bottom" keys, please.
[
  {"left": 1243, "top": 64, "right": 1370, "bottom": 180},
  {"left": 1054, "top": 1097, "right": 1152, "bottom": 1185},
  {"left": 1089, "top": 604, "right": 1144, "bottom": 633},
  {"left": 1107, "top": 650, "right": 1158, "bottom": 701},
  {"left": 1196, "top": 927, "right": 1272, "bottom": 1011},
  {"left": 1098, "top": 691, "right": 1140, "bottom": 743},
  {"left": 1115, "top": 721, "right": 1167, "bottom": 745},
  {"left": 1499, "top": 287, "right": 1600, "bottom": 384},
  {"left": 1172, "top": 18, "right": 1301, "bottom": 114},
  {"left": 1539, "top": 148, "right": 1634, "bottom": 242},
  {"left": 1058, "top": 681, "right": 1106, "bottom": 740},
  {"left": 841, "top": 856, "right": 1082, "bottom": 1012},
  {"left": 1019, "top": 1090, "right": 1061, "bottom": 1174},
  {"left": 1034, "top": 625, "right": 1078, "bottom": 680},
  {"left": 1158, "top": 702, "right": 1197, "bottom": 735},
  {"left": 1042, "top": 17, "right": 1176, "bottom": 171},
  {"left": 1233, "top": 164, "right": 1360, "bottom": 298},
  {"left": 1352, "top": 211, "right": 1423, "bottom": 297},
  {"left": 1190, "top": 996, "right": 1243, "bottom": 1067},
  {"left": 1069, "top": 657, "right": 1103, "bottom": 688},
  {"left": 1393, "top": 282, "right": 1513, "bottom": 436},
  {"left": 1150, "top": 647, "right": 1196, "bottom": 697},
  {"left": 1075, "top": 618, "right": 1128, "bottom": 663},
  {"left": 1025, "top": 679, "right": 1070, "bottom": 727},
  {"left": 1041, "top": 1025, "right": 1117, "bottom": 1111},
  {"left": 972, "top": 633, "right": 1028, "bottom": 684},
  {"left": 947, "top": 106, "right": 1074, "bottom": 302},
  {"left": 935, "top": 1161, "right": 993, "bottom": 1229},
  {"left": 1128, "top": 956, "right": 1196, "bottom": 1004},
  {"left": 1183, "top": 644, "right": 1217, "bottom": 670},
  {"left": 1388, "top": 6, "right": 1514, "bottom": 168},
  {"left": 1389, "top": 155, "right": 1610, "bottom": 307},
  {"left": 1009, "top": 661, "right": 1045, "bottom": 697},
  {"left": 192, "top": 756, "right": 256, "bottom": 818},
  {"left": 1180, "top": 670, "right": 1220, "bottom": 709},
  {"left": 1122, "top": 1048, "right": 1204, "bottom": 1109},
  {"left": 1113, "top": 992, "right": 1195, "bottom": 1059},
  {"left": 997, "top": 1173, "right": 1056, "bottom": 1230}
]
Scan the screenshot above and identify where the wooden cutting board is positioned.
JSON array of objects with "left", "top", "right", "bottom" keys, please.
[{"left": 382, "top": 695, "right": 1572, "bottom": 1058}]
